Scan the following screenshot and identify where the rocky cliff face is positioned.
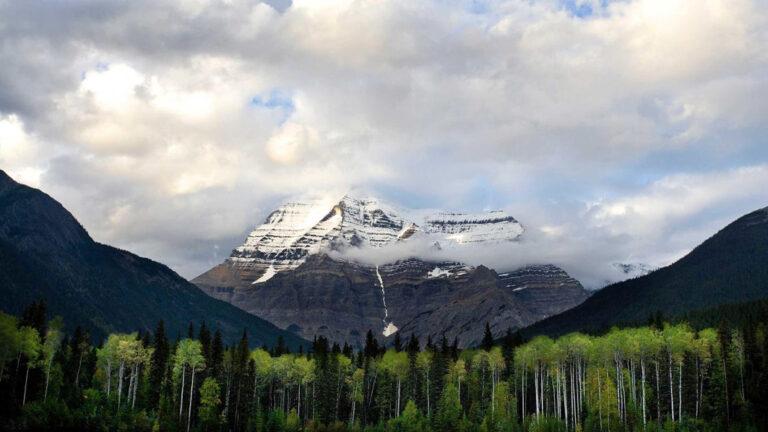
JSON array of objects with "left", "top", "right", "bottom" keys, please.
[
  {"left": 198, "top": 253, "right": 589, "bottom": 348},
  {"left": 499, "top": 265, "right": 591, "bottom": 319}
]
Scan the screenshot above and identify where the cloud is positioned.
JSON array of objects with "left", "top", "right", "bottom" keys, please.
[
  {"left": 265, "top": 122, "right": 320, "bottom": 164},
  {"left": 0, "top": 0, "right": 766, "bottom": 281},
  {"left": 0, "top": 114, "right": 44, "bottom": 187}
]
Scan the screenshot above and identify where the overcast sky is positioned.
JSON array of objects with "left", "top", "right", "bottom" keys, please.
[{"left": 1, "top": 0, "right": 767, "bottom": 286}]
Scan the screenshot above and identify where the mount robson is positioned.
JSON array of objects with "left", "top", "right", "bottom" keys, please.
[{"left": 191, "top": 193, "right": 593, "bottom": 348}]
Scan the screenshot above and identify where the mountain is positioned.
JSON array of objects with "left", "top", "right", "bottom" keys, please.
[
  {"left": 194, "top": 193, "right": 590, "bottom": 347},
  {"left": 0, "top": 170, "right": 307, "bottom": 348},
  {"left": 194, "top": 194, "right": 525, "bottom": 288},
  {"left": 525, "top": 206, "right": 768, "bottom": 337},
  {"left": 199, "top": 254, "right": 589, "bottom": 348}
]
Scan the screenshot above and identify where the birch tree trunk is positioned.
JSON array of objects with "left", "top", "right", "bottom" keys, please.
[
  {"left": 426, "top": 369, "right": 430, "bottom": 414},
  {"left": 44, "top": 358, "right": 53, "bottom": 402},
  {"left": 668, "top": 352, "right": 675, "bottom": 421},
  {"left": 106, "top": 359, "right": 112, "bottom": 396},
  {"left": 655, "top": 360, "right": 661, "bottom": 423},
  {"left": 187, "top": 367, "right": 196, "bottom": 432},
  {"left": 179, "top": 366, "right": 186, "bottom": 419},
  {"left": 678, "top": 360, "right": 682, "bottom": 421},
  {"left": 118, "top": 360, "right": 125, "bottom": 410},
  {"left": 75, "top": 351, "right": 84, "bottom": 387},
  {"left": 641, "top": 358, "right": 647, "bottom": 427},
  {"left": 597, "top": 367, "right": 603, "bottom": 431},
  {"left": 22, "top": 364, "right": 30, "bottom": 406},
  {"left": 396, "top": 378, "right": 401, "bottom": 417},
  {"left": 132, "top": 363, "right": 140, "bottom": 409}
]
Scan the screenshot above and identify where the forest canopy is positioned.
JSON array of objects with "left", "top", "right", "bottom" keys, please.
[{"left": 0, "top": 300, "right": 766, "bottom": 431}]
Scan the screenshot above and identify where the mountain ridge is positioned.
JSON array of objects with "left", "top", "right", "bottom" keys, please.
[
  {"left": 524, "top": 205, "right": 768, "bottom": 337},
  {"left": 0, "top": 170, "right": 308, "bottom": 348}
]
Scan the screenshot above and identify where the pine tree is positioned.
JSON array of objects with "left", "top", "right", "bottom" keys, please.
[
  {"left": 364, "top": 330, "right": 379, "bottom": 359},
  {"left": 198, "top": 321, "right": 211, "bottom": 363},
  {"left": 150, "top": 319, "right": 170, "bottom": 408},
  {"left": 718, "top": 317, "right": 732, "bottom": 425},
  {"left": 210, "top": 330, "right": 224, "bottom": 380},
  {"left": 482, "top": 323, "right": 494, "bottom": 352},
  {"left": 20, "top": 299, "right": 47, "bottom": 337},
  {"left": 434, "top": 383, "right": 461, "bottom": 432}
]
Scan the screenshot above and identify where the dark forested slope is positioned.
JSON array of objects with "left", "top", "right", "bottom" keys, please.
[
  {"left": 0, "top": 170, "right": 307, "bottom": 348},
  {"left": 526, "top": 205, "right": 768, "bottom": 336}
]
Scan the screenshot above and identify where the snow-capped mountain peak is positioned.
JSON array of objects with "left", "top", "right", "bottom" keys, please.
[{"left": 223, "top": 192, "right": 525, "bottom": 283}]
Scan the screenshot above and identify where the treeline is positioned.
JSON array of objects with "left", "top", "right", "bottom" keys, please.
[
  {"left": 0, "top": 300, "right": 766, "bottom": 431},
  {"left": 674, "top": 299, "right": 768, "bottom": 331}
]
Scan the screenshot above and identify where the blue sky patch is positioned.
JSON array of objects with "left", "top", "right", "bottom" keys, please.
[
  {"left": 250, "top": 90, "right": 295, "bottom": 123},
  {"left": 563, "top": 1, "right": 593, "bottom": 18}
]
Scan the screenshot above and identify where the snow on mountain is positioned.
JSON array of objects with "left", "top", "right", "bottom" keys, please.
[
  {"left": 613, "top": 262, "right": 656, "bottom": 278},
  {"left": 231, "top": 198, "right": 343, "bottom": 272},
  {"left": 423, "top": 211, "right": 524, "bottom": 244},
  {"left": 595, "top": 262, "right": 658, "bottom": 288},
  {"left": 216, "top": 192, "right": 525, "bottom": 284}
]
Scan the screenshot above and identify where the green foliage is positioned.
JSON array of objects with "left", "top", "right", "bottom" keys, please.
[
  {"left": 1, "top": 300, "right": 768, "bottom": 431},
  {"left": 265, "top": 409, "right": 286, "bottom": 432},
  {"left": 286, "top": 408, "right": 301, "bottom": 432},
  {"left": 434, "top": 383, "right": 462, "bottom": 432},
  {"left": 199, "top": 377, "right": 221, "bottom": 431},
  {"left": 388, "top": 400, "right": 428, "bottom": 432}
]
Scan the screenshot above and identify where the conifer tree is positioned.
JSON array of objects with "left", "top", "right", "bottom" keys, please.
[
  {"left": 150, "top": 319, "right": 170, "bottom": 408},
  {"left": 482, "top": 323, "right": 494, "bottom": 352}
]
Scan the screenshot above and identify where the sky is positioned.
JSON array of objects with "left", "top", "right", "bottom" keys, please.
[{"left": 1, "top": 0, "right": 767, "bottom": 286}]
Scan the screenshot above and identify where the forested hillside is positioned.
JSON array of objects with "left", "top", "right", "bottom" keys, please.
[
  {"left": 1, "top": 300, "right": 766, "bottom": 431},
  {"left": 674, "top": 298, "right": 768, "bottom": 331},
  {"left": 526, "top": 206, "right": 768, "bottom": 337},
  {"left": 0, "top": 170, "right": 306, "bottom": 348}
]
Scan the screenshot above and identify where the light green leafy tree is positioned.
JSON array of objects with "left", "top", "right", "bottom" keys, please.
[
  {"left": 416, "top": 350, "right": 433, "bottom": 414},
  {"left": 198, "top": 377, "right": 221, "bottom": 432},
  {"left": 174, "top": 338, "right": 206, "bottom": 432},
  {"left": 348, "top": 367, "right": 364, "bottom": 426},
  {"left": 292, "top": 355, "right": 314, "bottom": 418},
  {"left": 0, "top": 311, "right": 20, "bottom": 383},
  {"left": 41, "top": 316, "right": 64, "bottom": 401},
  {"left": 381, "top": 350, "right": 409, "bottom": 417},
  {"left": 18, "top": 326, "right": 41, "bottom": 406}
]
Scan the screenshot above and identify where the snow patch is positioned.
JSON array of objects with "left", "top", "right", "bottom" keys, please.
[
  {"left": 427, "top": 266, "right": 452, "bottom": 278},
  {"left": 252, "top": 265, "right": 276, "bottom": 284},
  {"left": 383, "top": 322, "right": 399, "bottom": 337}
]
